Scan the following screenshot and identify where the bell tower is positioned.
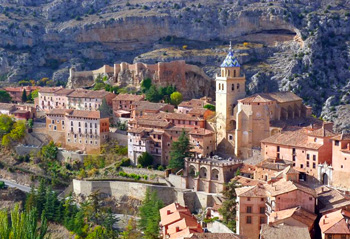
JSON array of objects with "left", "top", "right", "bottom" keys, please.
[{"left": 215, "top": 42, "right": 246, "bottom": 153}]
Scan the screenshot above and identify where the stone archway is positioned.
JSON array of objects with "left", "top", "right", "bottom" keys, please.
[
  {"left": 211, "top": 168, "right": 220, "bottom": 181},
  {"left": 199, "top": 167, "right": 207, "bottom": 179}
]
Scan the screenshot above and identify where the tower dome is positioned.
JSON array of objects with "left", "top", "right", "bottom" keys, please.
[{"left": 220, "top": 42, "right": 240, "bottom": 67}]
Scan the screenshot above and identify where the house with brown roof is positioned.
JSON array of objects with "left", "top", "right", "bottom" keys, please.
[
  {"left": 261, "top": 122, "right": 335, "bottom": 181},
  {"left": 319, "top": 209, "right": 350, "bottom": 239},
  {"left": 178, "top": 97, "right": 212, "bottom": 114},
  {"left": 112, "top": 93, "right": 144, "bottom": 118},
  {"left": 46, "top": 109, "right": 109, "bottom": 154},
  {"left": 4, "top": 86, "right": 40, "bottom": 103},
  {"left": 160, "top": 203, "right": 203, "bottom": 239},
  {"left": 260, "top": 223, "right": 311, "bottom": 239},
  {"left": 131, "top": 101, "right": 174, "bottom": 118},
  {"left": 316, "top": 185, "right": 350, "bottom": 214}
]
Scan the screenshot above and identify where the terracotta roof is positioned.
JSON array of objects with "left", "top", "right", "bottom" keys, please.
[
  {"left": 185, "top": 233, "right": 245, "bottom": 239},
  {"left": 160, "top": 203, "right": 190, "bottom": 224},
  {"left": 189, "top": 128, "right": 214, "bottom": 136},
  {"left": 67, "top": 89, "right": 112, "bottom": 99},
  {"left": 269, "top": 206, "right": 316, "bottom": 228},
  {"left": 236, "top": 184, "right": 268, "bottom": 198},
  {"left": 188, "top": 107, "right": 208, "bottom": 116},
  {"left": 332, "top": 133, "right": 350, "bottom": 141},
  {"left": 267, "top": 91, "right": 302, "bottom": 103},
  {"left": 308, "top": 127, "right": 336, "bottom": 137},
  {"left": 133, "top": 101, "right": 170, "bottom": 111},
  {"left": 265, "top": 180, "right": 316, "bottom": 197},
  {"left": 4, "top": 86, "right": 40, "bottom": 92},
  {"left": 233, "top": 176, "right": 266, "bottom": 187},
  {"left": 319, "top": 209, "right": 350, "bottom": 234},
  {"left": 260, "top": 224, "right": 311, "bottom": 239},
  {"left": 55, "top": 88, "right": 75, "bottom": 96},
  {"left": 0, "top": 103, "right": 16, "bottom": 110},
  {"left": 261, "top": 128, "right": 323, "bottom": 150},
  {"left": 270, "top": 117, "right": 323, "bottom": 129},
  {"left": 166, "top": 113, "right": 202, "bottom": 121},
  {"left": 239, "top": 94, "right": 275, "bottom": 103},
  {"left": 178, "top": 99, "right": 207, "bottom": 108},
  {"left": 316, "top": 186, "right": 350, "bottom": 213},
  {"left": 273, "top": 165, "right": 299, "bottom": 179},
  {"left": 12, "top": 109, "right": 29, "bottom": 114},
  {"left": 133, "top": 118, "right": 171, "bottom": 128},
  {"left": 47, "top": 109, "right": 70, "bottom": 115},
  {"left": 66, "top": 110, "right": 102, "bottom": 119},
  {"left": 39, "top": 87, "right": 62, "bottom": 93},
  {"left": 113, "top": 93, "right": 144, "bottom": 101},
  {"left": 239, "top": 164, "right": 256, "bottom": 174}
]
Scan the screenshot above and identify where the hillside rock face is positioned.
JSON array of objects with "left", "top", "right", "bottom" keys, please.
[{"left": 0, "top": 0, "right": 349, "bottom": 125}]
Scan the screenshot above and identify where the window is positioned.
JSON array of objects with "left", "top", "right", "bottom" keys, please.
[
  {"left": 246, "top": 216, "right": 252, "bottom": 224},
  {"left": 307, "top": 161, "right": 309, "bottom": 168},
  {"left": 314, "top": 137, "right": 317, "bottom": 142},
  {"left": 53, "top": 126, "right": 56, "bottom": 131},
  {"left": 51, "top": 120, "right": 54, "bottom": 124},
  {"left": 292, "top": 148, "right": 296, "bottom": 154},
  {"left": 219, "top": 84, "right": 221, "bottom": 90},
  {"left": 293, "top": 155, "right": 296, "bottom": 161},
  {"left": 247, "top": 197, "right": 251, "bottom": 201},
  {"left": 260, "top": 207, "right": 265, "bottom": 214},
  {"left": 307, "top": 154, "right": 310, "bottom": 160},
  {"left": 341, "top": 235, "right": 346, "bottom": 239},
  {"left": 95, "top": 123, "right": 97, "bottom": 128},
  {"left": 62, "top": 121, "right": 64, "bottom": 125},
  {"left": 327, "top": 235, "right": 332, "bottom": 239},
  {"left": 335, "top": 140, "right": 340, "bottom": 146},
  {"left": 56, "top": 120, "right": 60, "bottom": 123},
  {"left": 313, "top": 163, "right": 316, "bottom": 169},
  {"left": 222, "top": 84, "right": 224, "bottom": 91},
  {"left": 313, "top": 155, "right": 316, "bottom": 161},
  {"left": 341, "top": 165, "right": 344, "bottom": 169},
  {"left": 78, "top": 122, "right": 81, "bottom": 127},
  {"left": 309, "top": 197, "right": 312, "bottom": 201},
  {"left": 261, "top": 198, "right": 264, "bottom": 202},
  {"left": 237, "top": 83, "right": 240, "bottom": 89},
  {"left": 71, "top": 121, "right": 73, "bottom": 126},
  {"left": 260, "top": 217, "right": 265, "bottom": 224},
  {"left": 229, "top": 135, "right": 233, "bottom": 140},
  {"left": 247, "top": 206, "right": 252, "bottom": 213},
  {"left": 231, "top": 84, "right": 234, "bottom": 91},
  {"left": 300, "top": 164, "right": 303, "bottom": 168},
  {"left": 277, "top": 146, "right": 280, "bottom": 152}
]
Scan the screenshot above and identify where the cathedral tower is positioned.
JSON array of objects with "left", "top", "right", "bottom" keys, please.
[{"left": 215, "top": 43, "right": 246, "bottom": 154}]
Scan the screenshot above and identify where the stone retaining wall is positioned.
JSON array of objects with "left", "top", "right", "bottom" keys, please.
[{"left": 120, "top": 167, "right": 165, "bottom": 177}]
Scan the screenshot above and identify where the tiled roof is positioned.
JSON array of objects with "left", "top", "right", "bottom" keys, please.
[
  {"left": 319, "top": 209, "right": 350, "bottom": 234},
  {"left": 166, "top": 113, "right": 202, "bottom": 121},
  {"left": 0, "top": 103, "right": 16, "bottom": 110},
  {"left": 236, "top": 184, "right": 268, "bottom": 198},
  {"left": 66, "top": 110, "right": 102, "bottom": 119},
  {"left": 178, "top": 99, "right": 207, "bottom": 108},
  {"left": 188, "top": 108, "right": 208, "bottom": 116},
  {"left": 308, "top": 127, "right": 336, "bottom": 137},
  {"left": 260, "top": 224, "right": 311, "bottom": 239},
  {"left": 185, "top": 233, "right": 245, "bottom": 239},
  {"left": 39, "top": 87, "right": 62, "bottom": 93},
  {"left": 239, "top": 164, "right": 256, "bottom": 174},
  {"left": 233, "top": 176, "right": 266, "bottom": 187},
  {"left": 133, "top": 119, "right": 170, "bottom": 128},
  {"left": 239, "top": 92, "right": 302, "bottom": 104},
  {"left": 261, "top": 128, "right": 323, "bottom": 150},
  {"left": 265, "top": 180, "right": 316, "bottom": 197},
  {"left": 316, "top": 186, "right": 350, "bottom": 213},
  {"left": 269, "top": 206, "right": 316, "bottom": 228},
  {"left": 189, "top": 128, "right": 214, "bottom": 136},
  {"left": 133, "top": 101, "right": 170, "bottom": 111},
  {"left": 67, "top": 89, "right": 112, "bottom": 99},
  {"left": 13, "top": 109, "right": 29, "bottom": 114},
  {"left": 221, "top": 50, "right": 240, "bottom": 67},
  {"left": 332, "top": 133, "right": 350, "bottom": 141},
  {"left": 113, "top": 93, "right": 144, "bottom": 101},
  {"left": 55, "top": 88, "right": 75, "bottom": 96},
  {"left": 47, "top": 109, "right": 70, "bottom": 115}
]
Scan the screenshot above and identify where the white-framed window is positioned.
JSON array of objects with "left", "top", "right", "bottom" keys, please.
[{"left": 53, "top": 126, "right": 57, "bottom": 131}]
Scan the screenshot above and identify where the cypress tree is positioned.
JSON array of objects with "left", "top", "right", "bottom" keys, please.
[
  {"left": 21, "top": 89, "right": 27, "bottom": 102},
  {"left": 168, "top": 129, "right": 192, "bottom": 171}
]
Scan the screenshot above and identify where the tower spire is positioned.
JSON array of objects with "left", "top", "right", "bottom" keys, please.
[{"left": 229, "top": 41, "right": 232, "bottom": 51}]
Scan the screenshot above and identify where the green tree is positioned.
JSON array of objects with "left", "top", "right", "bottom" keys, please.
[
  {"left": 141, "top": 78, "right": 152, "bottom": 93},
  {"left": 121, "top": 218, "right": 141, "bottom": 239},
  {"left": 137, "top": 152, "right": 153, "bottom": 167},
  {"left": 170, "top": 91, "right": 183, "bottom": 106},
  {"left": 41, "top": 141, "right": 58, "bottom": 160},
  {"left": 204, "top": 104, "right": 215, "bottom": 111},
  {"left": 27, "top": 119, "right": 33, "bottom": 129},
  {"left": 0, "top": 115, "right": 14, "bottom": 136},
  {"left": 0, "top": 90, "right": 11, "bottom": 103},
  {"left": 218, "top": 180, "right": 240, "bottom": 231},
  {"left": 98, "top": 98, "right": 112, "bottom": 118},
  {"left": 139, "top": 189, "right": 163, "bottom": 239},
  {"left": 146, "top": 85, "right": 161, "bottom": 102},
  {"left": 21, "top": 89, "right": 27, "bottom": 102},
  {"left": 168, "top": 130, "right": 192, "bottom": 171},
  {"left": 31, "top": 89, "right": 39, "bottom": 99}
]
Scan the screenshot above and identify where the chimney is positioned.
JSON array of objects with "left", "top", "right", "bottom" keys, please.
[
  {"left": 323, "top": 218, "right": 326, "bottom": 224},
  {"left": 176, "top": 226, "right": 180, "bottom": 232},
  {"left": 167, "top": 210, "right": 171, "bottom": 215}
]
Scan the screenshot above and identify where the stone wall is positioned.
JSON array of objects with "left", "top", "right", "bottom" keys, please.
[
  {"left": 15, "top": 145, "right": 40, "bottom": 156},
  {"left": 109, "top": 131, "right": 128, "bottom": 146},
  {"left": 57, "top": 150, "right": 87, "bottom": 163},
  {"left": 72, "top": 179, "right": 220, "bottom": 212}
]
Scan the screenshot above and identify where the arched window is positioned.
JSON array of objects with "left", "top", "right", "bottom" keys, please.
[
  {"left": 232, "top": 84, "right": 235, "bottom": 91},
  {"left": 237, "top": 83, "right": 240, "bottom": 89}
]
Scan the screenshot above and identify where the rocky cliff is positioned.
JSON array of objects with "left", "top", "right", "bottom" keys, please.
[{"left": 0, "top": 0, "right": 349, "bottom": 130}]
